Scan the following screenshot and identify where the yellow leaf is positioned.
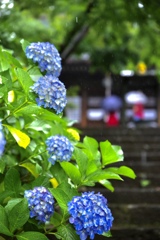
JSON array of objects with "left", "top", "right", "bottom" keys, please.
[
  {"left": 8, "top": 90, "right": 15, "bottom": 102},
  {"left": 50, "top": 178, "right": 59, "bottom": 188},
  {"left": 67, "top": 128, "right": 80, "bottom": 141},
  {"left": 20, "top": 163, "right": 39, "bottom": 178},
  {"left": 3, "top": 124, "right": 30, "bottom": 149}
]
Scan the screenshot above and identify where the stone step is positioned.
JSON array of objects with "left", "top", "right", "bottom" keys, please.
[
  {"left": 89, "top": 188, "right": 160, "bottom": 204},
  {"left": 119, "top": 143, "right": 160, "bottom": 150},
  {"left": 94, "top": 228, "right": 160, "bottom": 240},
  {"left": 48, "top": 228, "right": 160, "bottom": 240},
  {"left": 124, "top": 154, "right": 160, "bottom": 162},
  {"left": 94, "top": 161, "right": 160, "bottom": 188},
  {"left": 110, "top": 204, "right": 160, "bottom": 229},
  {"left": 80, "top": 134, "right": 160, "bottom": 144},
  {"left": 124, "top": 150, "right": 160, "bottom": 154},
  {"left": 80, "top": 127, "right": 160, "bottom": 136},
  {"left": 82, "top": 131, "right": 160, "bottom": 145},
  {"left": 95, "top": 175, "right": 160, "bottom": 188},
  {"left": 95, "top": 136, "right": 160, "bottom": 143},
  {"left": 79, "top": 127, "right": 160, "bottom": 239},
  {"left": 110, "top": 162, "right": 160, "bottom": 174},
  {"left": 80, "top": 127, "right": 160, "bottom": 142},
  {"left": 124, "top": 143, "right": 160, "bottom": 148}
]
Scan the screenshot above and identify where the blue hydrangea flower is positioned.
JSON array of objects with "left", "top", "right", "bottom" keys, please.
[
  {"left": 31, "top": 74, "right": 67, "bottom": 114},
  {"left": 46, "top": 135, "right": 74, "bottom": 165},
  {"left": 24, "top": 187, "right": 54, "bottom": 224},
  {"left": 0, "top": 122, "right": 6, "bottom": 156},
  {"left": 68, "top": 191, "right": 114, "bottom": 240},
  {"left": 26, "top": 42, "right": 62, "bottom": 77}
]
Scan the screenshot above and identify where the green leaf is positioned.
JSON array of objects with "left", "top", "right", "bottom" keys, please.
[
  {"left": 75, "top": 142, "right": 99, "bottom": 176},
  {"left": 118, "top": 166, "right": 136, "bottom": 179},
  {"left": 31, "top": 175, "right": 50, "bottom": 188},
  {"left": 8, "top": 198, "right": 29, "bottom": 233},
  {"left": 85, "top": 170, "right": 123, "bottom": 183},
  {"left": 0, "top": 223, "right": 13, "bottom": 237},
  {"left": 83, "top": 135, "right": 98, "bottom": 147},
  {"left": 50, "top": 163, "right": 68, "bottom": 184},
  {"left": 0, "top": 205, "right": 8, "bottom": 225},
  {"left": 0, "top": 47, "right": 21, "bottom": 71},
  {"left": 0, "top": 205, "right": 13, "bottom": 237},
  {"left": 49, "top": 182, "right": 79, "bottom": 213},
  {"left": 0, "top": 236, "right": 6, "bottom": 240},
  {"left": 102, "top": 231, "right": 112, "bottom": 237},
  {"left": 4, "top": 168, "right": 21, "bottom": 197},
  {"left": 14, "top": 103, "right": 40, "bottom": 116},
  {"left": 16, "top": 68, "right": 33, "bottom": 95},
  {"left": 25, "top": 119, "right": 51, "bottom": 132},
  {"left": 112, "top": 145, "right": 124, "bottom": 161},
  {"left": 0, "top": 158, "right": 5, "bottom": 173},
  {"left": 85, "top": 160, "right": 98, "bottom": 176},
  {"left": 27, "top": 66, "right": 42, "bottom": 76},
  {"left": 50, "top": 211, "right": 63, "bottom": 227},
  {"left": 56, "top": 224, "right": 79, "bottom": 240},
  {"left": 3, "top": 124, "right": 30, "bottom": 149},
  {"left": 100, "top": 140, "right": 123, "bottom": 166},
  {"left": 5, "top": 198, "right": 24, "bottom": 214},
  {"left": 49, "top": 187, "right": 69, "bottom": 212},
  {"left": 20, "top": 39, "right": 31, "bottom": 53},
  {"left": 99, "top": 179, "right": 114, "bottom": 192},
  {"left": 0, "top": 68, "right": 11, "bottom": 78},
  {"left": 3, "top": 51, "right": 22, "bottom": 68},
  {"left": 1, "top": 154, "right": 17, "bottom": 168},
  {"left": 107, "top": 166, "right": 136, "bottom": 179},
  {"left": 0, "top": 191, "right": 15, "bottom": 204},
  {"left": 0, "top": 47, "right": 10, "bottom": 71},
  {"left": 73, "top": 147, "right": 88, "bottom": 177},
  {"left": 0, "top": 75, "right": 13, "bottom": 97},
  {"left": 20, "top": 162, "right": 39, "bottom": 178},
  {"left": 60, "top": 162, "right": 81, "bottom": 185},
  {"left": 83, "top": 136, "right": 99, "bottom": 155},
  {"left": 82, "top": 137, "right": 101, "bottom": 164},
  {"left": 0, "top": 222, "right": 13, "bottom": 237},
  {"left": 14, "top": 103, "right": 66, "bottom": 124},
  {"left": 16, "top": 231, "right": 48, "bottom": 240}
]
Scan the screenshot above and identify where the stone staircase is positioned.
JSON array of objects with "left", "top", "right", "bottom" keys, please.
[{"left": 80, "top": 127, "right": 160, "bottom": 240}]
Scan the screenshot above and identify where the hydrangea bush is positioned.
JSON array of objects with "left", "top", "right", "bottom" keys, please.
[{"left": 0, "top": 40, "right": 136, "bottom": 240}]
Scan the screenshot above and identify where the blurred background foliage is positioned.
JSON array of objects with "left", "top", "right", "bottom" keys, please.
[{"left": 0, "top": 0, "right": 160, "bottom": 73}]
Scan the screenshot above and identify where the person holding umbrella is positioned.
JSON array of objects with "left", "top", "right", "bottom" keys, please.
[
  {"left": 102, "top": 95, "right": 122, "bottom": 127},
  {"left": 125, "top": 91, "right": 148, "bottom": 124}
]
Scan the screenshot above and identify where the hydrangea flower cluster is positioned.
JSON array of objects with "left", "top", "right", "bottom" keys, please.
[
  {"left": 31, "top": 75, "right": 67, "bottom": 114},
  {"left": 46, "top": 135, "right": 74, "bottom": 165},
  {"left": 26, "top": 42, "right": 62, "bottom": 77},
  {"left": 26, "top": 42, "right": 67, "bottom": 114},
  {"left": 68, "top": 191, "right": 114, "bottom": 240},
  {"left": 24, "top": 187, "right": 54, "bottom": 224},
  {"left": 0, "top": 122, "right": 6, "bottom": 156}
]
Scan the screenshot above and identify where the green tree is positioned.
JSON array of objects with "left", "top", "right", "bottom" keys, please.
[{"left": 0, "top": 0, "right": 160, "bottom": 73}]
